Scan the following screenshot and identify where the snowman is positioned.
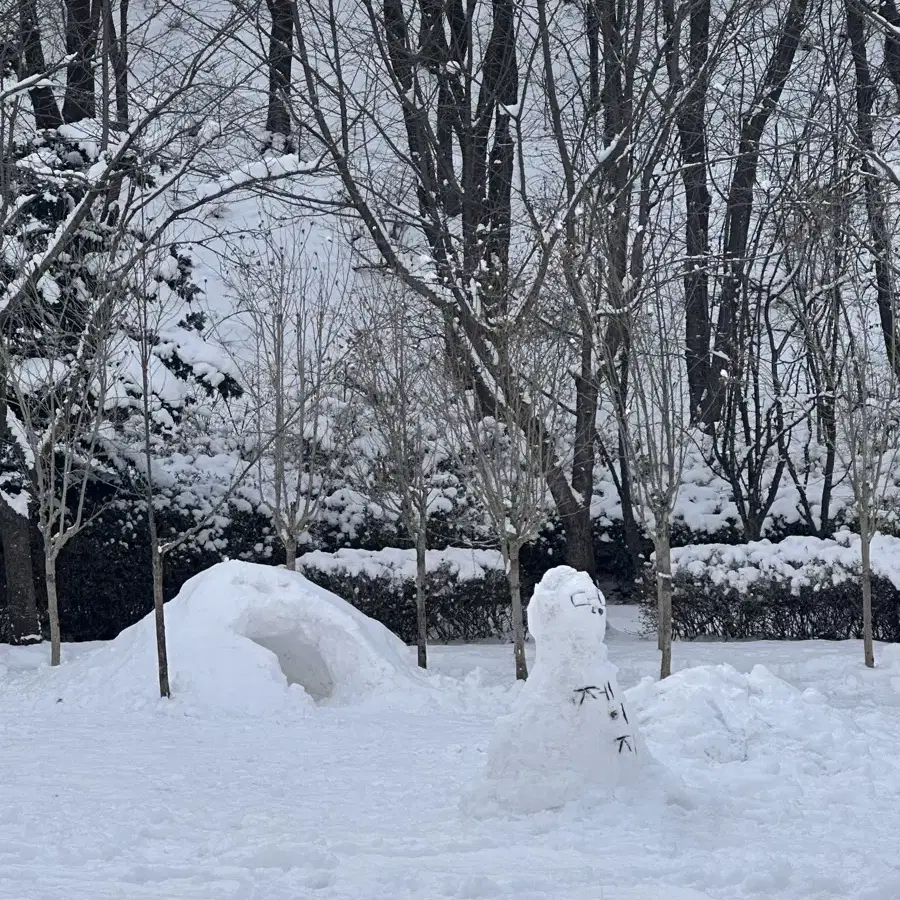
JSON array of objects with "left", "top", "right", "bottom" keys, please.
[{"left": 471, "top": 566, "right": 641, "bottom": 813}]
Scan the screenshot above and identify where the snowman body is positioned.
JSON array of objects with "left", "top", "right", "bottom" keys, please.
[{"left": 479, "top": 566, "right": 640, "bottom": 812}]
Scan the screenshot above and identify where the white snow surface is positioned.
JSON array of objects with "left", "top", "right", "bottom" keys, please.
[
  {"left": 3, "top": 606, "right": 900, "bottom": 898},
  {"left": 470, "top": 568, "right": 642, "bottom": 813},
  {"left": 2, "top": 561, "right": 425, "bottom": 715}
]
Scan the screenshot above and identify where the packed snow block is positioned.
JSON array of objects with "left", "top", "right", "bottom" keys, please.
[
  {"left": 641, "top": 534, "right": 900, "bottom": 642},
  {"left": 470, "top": 566, "right": 641, "bottom": 813},
  {"left": 35, "top": 561, "right": 426, "bottom": 714},
  {"left": 628, "top": 663, "right": 867, "bottom": 770},
  {"left": 298, "top": 548, "right": 511, "bottom": 643}
]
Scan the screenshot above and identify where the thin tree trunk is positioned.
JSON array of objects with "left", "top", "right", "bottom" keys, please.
[
  {"left": 105, "top": 0, "right": 129, "bottom": 128},
  {"left": 0, "top": 502, "right": 40, "bottom": 644},
  {"left": 265, "top": 0, "right": 294, "bottom": 139},
  {"left": 45, "top": 551, "right": 61, "bottom": 666},
  {"left": 656, "top": 519, "right": 673, "bottom": 679},
  {"left": 285, "top": 540, "right": 297, "bottom": 572},
  {"left": 415, "top": 525, "right": 427, "bottom": 668},
  {"left": 141, "top": 320, "right": 170, "bottom": 697},
  {"left": 148, "top": 508, "right": 170, "bottom": 698},
  {"left": 861, "top": 527, "right": 875, "bottom": 668},
  {"left": 509, "top": 543, "right": 528, "bottom": 681}
]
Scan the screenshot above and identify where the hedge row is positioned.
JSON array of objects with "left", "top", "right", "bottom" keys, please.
[
  {"left": 640, "top": 535, "right": 900, "bottom": 642},
  {"left": 299, "top": 548, "right": 512, "bottom": 643}
]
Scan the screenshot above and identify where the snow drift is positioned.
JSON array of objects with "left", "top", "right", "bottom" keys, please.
[
  {"left": 628, "top": 663, "right": 868, "bottom": 773},
  {"left": 7, "top": 561, "right": 425, "bottom": 715}
]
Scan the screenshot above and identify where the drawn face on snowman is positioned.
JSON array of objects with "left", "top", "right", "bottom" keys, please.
[{"left": 528, "top": 566, "right": 607, "bottom": 657}]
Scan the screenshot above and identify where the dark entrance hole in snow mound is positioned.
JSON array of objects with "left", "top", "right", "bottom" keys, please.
[
  {"left": 36, "top": 562, "right": 427, "bottom": 715},
  {"left": 248, "top": 632, "right": 335, "bottom": 702}
]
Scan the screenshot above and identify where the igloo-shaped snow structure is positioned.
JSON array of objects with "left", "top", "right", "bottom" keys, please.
[
  {"left": 39, "top": 561, "right": 425, "bottom": 715},
  {"left": 471, "top": 566, "right": 641, "bottom": 813}
]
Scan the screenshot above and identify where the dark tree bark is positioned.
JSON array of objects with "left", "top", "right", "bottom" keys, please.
[
  {"left": 0, "top": 502, "right": 40, "bottom": 644},
  {"left": 62, "top": 0, "right": 100, "bottom": 123},
  {"left": 265, "top": 0, "right": 295, "bottom": 138},
  {"left": 663, "top": 0, "right": 712, "bottom": 419},
  {"left": 880, "top": 0, "right": 900, "bottom": 102},
  {"left": 415, "top": 523, "right": 427, "bottom": 669},
  {"left": 508, "top": 543, "right": 527, "bottom": 680},
  {"left": 104, "top": 0, "right": 129, "bottom": 128},
  {"left": 846, "top": 0, "right": 900, "bottom": 372},
  {"left": 18, "top": 0, "right": 63, "bottom": 129}
]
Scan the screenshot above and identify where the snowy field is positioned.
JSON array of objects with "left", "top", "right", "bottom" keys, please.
[{"left": 2, "top": 603, "right": 900, "bottom": 900}]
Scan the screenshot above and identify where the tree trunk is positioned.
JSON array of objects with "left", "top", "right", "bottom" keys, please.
[
  {"left": 45, "top": 551, "right": 61, "bottom": 666},
  {"left": 662, "top": 0, "right": 712, "bottom": 419},
  {"left": 861, "top": 527, "right": 875, "bottom": 669},
  {"left": 845, "top": 0, "right": 900, "bottom": 374},
  {"left": 62, "top": 0, "right": 100, "bottom": 123},
  {"left": 265, "top": 0, "right": 294, "bottom": 139},
  {"left": 415, "top": 526, "right": 427, "bottom": 668},
  {"left": 0, "top": 504, "right": 40, "bottom": 644},
  {"left": 18, "top": 0, "right": 63, "bottom": 129},
  {"left": 508, "top": 543, "right": 528, "bottom": 681},
  {"left": 560, "top": 503, "right": 597, "bottom": 581},
  {"left": 148, "top": 509, "right": 170, "bottom": 698},
  {"left": 285, "top": 540, "right": 297, "bottom": 572},
  {"left": 655, "top": 519, "right": 673, "bottom": 679},
  {"left": 105, "top": 0, "right": 129, "bottom": 128}
]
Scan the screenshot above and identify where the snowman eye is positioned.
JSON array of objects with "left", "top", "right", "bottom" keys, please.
[{"left": 569, "top": 591, "right": 594, "bottom": 610}]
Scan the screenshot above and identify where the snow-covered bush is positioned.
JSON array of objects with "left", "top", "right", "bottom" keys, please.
[
  {"left": 298, "top": 547, "right": 510, "bottom": 643},
  {"left": 641, "top": 534, "right": 900, "bottom": 641}
]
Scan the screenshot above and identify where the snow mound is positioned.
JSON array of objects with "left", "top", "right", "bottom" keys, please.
[
  {"left": 628, "top": 663, "right": 867, "bottom": 771},
  {"left": 8, "top": 562, "right": 425, "bottom": 715}
]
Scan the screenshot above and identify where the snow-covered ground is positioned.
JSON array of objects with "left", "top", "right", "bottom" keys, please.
[{"left": 2, "top": 602, "right": 900, "bottom": 900}]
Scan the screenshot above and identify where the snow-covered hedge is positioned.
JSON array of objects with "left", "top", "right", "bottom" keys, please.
[
  {"left": 642, "top": 534, "right": 900, "bottom": 641},
  {"left": 298, "top": 548, "right": 511, "bottom": 643}
]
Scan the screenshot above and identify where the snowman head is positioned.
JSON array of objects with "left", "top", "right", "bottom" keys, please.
[{"left": 527, "top": 566, "right": 606, "bottom": 654}]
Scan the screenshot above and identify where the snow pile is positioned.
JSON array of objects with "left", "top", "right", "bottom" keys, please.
[
  {"left": 299, "top": 546, "right": 505, "bottom": 581},
  {"left": 7, "top": 562, "right": 425, "bottom": 715},
  {"left": 628, "top": 663, "right": 867, "bottom": 773},
  {"left": 468, "top": 567, "right": 642, "bottom": 814},
  {"left": 670, "top": 532, "right": 900, "bottom": 596}
]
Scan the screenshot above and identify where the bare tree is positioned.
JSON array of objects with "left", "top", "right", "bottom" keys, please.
[
  {"left": 2, "top": 0, "right": 329, "bottom": 664},
  {"left": 440, "top": 324, "right": 565, "bottom": 681},
  {"left": 833, "top": 283, "right": 900, "bottom": 669},
  {"left": 0, "top": 266, "right": 118, "bottom": 665},
  {"left": 349, "top": 285, "right": 449, "bottom": 669},
  {"left": 603, "top": 235, "right": 693, "bottom": 679},
  {"left": 228, "top": 225, "right": 349, "bottom": 572},
  {"left": 250, "top": 0, "right": 690, "bottom": 582},
  {"left": 123, "top": 244, "right": 259, "bottom": 699}
]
